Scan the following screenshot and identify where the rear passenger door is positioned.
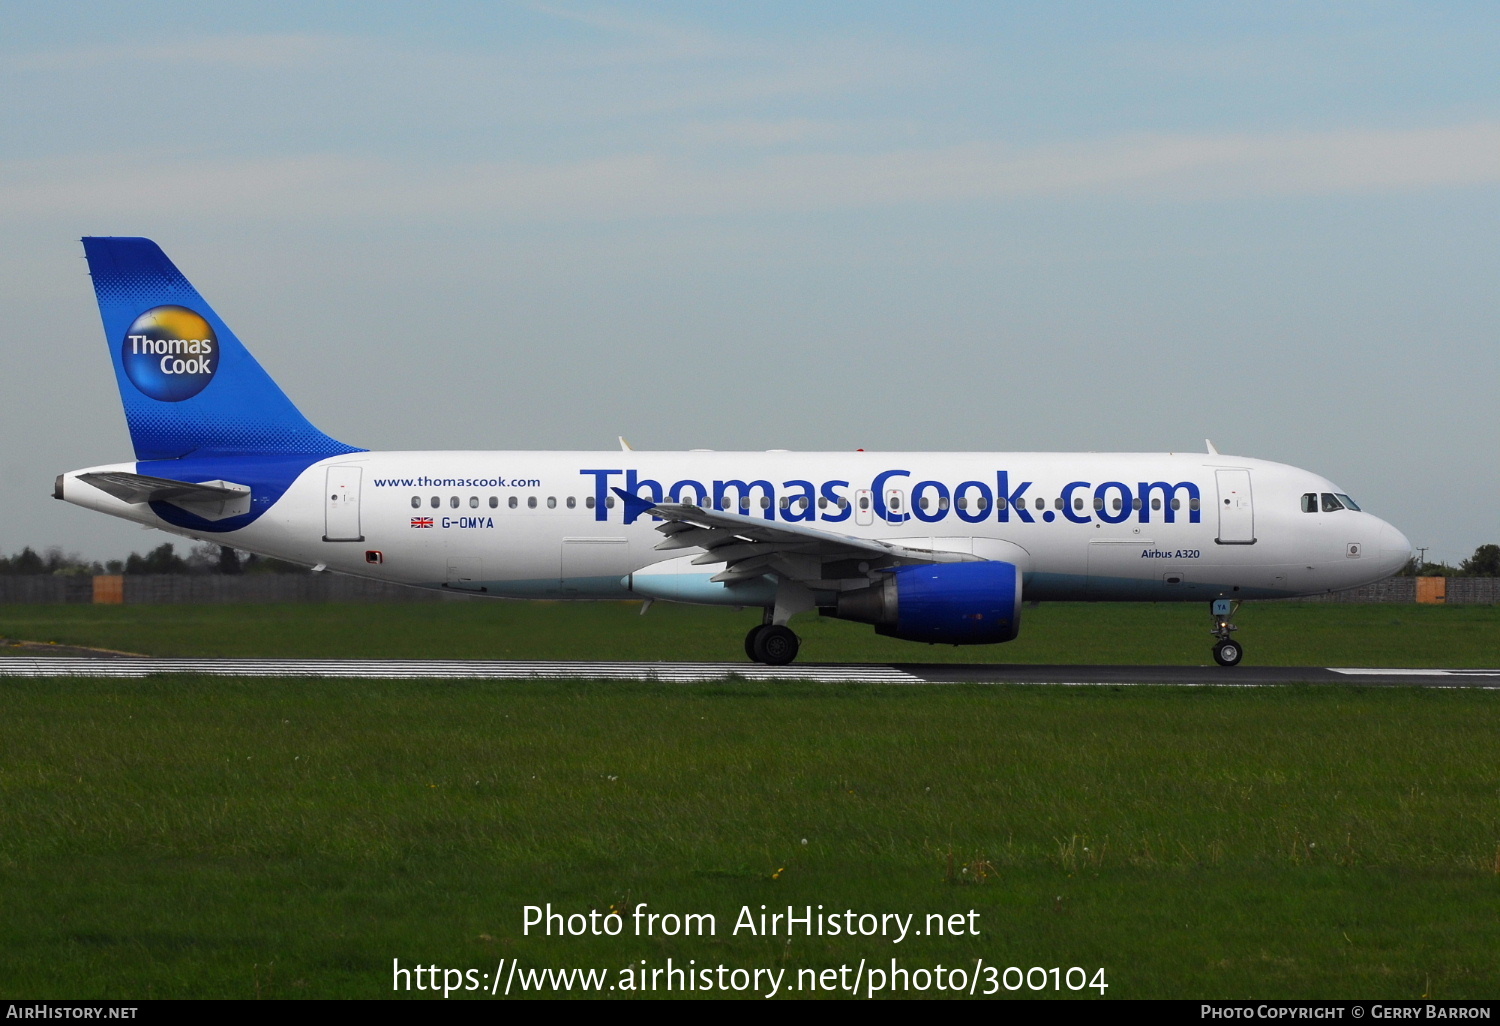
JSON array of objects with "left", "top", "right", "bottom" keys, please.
[{"left": 323, "top": 465, "right": 363, "bottom": 542}]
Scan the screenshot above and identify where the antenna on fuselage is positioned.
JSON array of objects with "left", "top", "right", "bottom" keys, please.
[{"left": 1205, "top": 439, "right": 1219, "bottom": 455}]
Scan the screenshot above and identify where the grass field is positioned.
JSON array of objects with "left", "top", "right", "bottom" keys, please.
[
  {"left": 2, "top": 602, "right": 1498, "bottom": 1000},
  {"left": 2, "top": 598, "right": 1498, "bottom": 666}
]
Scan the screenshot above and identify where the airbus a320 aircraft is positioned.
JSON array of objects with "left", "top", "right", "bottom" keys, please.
[{"left": 56, "top": 238, "right": 1412, "bottom": 666}]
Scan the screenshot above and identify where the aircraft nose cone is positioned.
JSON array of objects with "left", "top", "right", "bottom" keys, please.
[{"left": 1377, "top": 519, "right": 1413, "bottom": 574}]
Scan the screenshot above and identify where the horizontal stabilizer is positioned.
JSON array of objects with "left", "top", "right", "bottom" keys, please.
[{"left": 77, "top": 471, "right": 252, "bottom": 521}]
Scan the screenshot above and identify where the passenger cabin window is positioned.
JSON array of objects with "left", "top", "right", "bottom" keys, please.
[
  {"left": 489, "top": 496, "right": 498, "bottom": 508},
  {"left": 547, "top": 497, "right": 557, "bottom": 509},
  {"left": 586, "top": 496, "right": 595, "bottom": 509},
  {"left": 469, "top": 496, "right": 479, "bottom": 508},
  {"left": 1321, "top": 493, "right": 1345, "bottom": 512},
  {"left": 527, "top": 497, "right": 537, "bottom": 509},
  {"left": 1189, "top": 498, "right": 1200, "bottom": 511},
  {"left": 940, "top": 497, "right": 950, "bottom": 510},
  {"left": 430, "top": 496, "right": 440, "bottom": 509},
  {"left": 1034, "top": 497, "right": 1044, "bottom": 511},
  {"left": 410, "top": 496, "right": 421, "bottom": 509},
  {"left": 1073, "top": 497, "right": 1083, "bottom": 510},
  {"left": 1302, "top": 493, "right": 1318, "bottom": 513},
  {"left": 1132, "top": 497, "right": 1142, "bottom": 511},
  {"left": 607, "top": 497, "right": 616, "bottom": 508},
  {"left": 567, "top": 496, "right": 576, "bottom": 509},
  {"left": 509, "top": 496, "right": 518, "bottom": 509}
]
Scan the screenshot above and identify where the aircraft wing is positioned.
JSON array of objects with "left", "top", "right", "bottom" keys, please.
[
  {"left": 614, "top": 488, "right": 980, "bottom": 585},
  {"left": 77, "top": 472, "right": 252, "bottom": 521}
]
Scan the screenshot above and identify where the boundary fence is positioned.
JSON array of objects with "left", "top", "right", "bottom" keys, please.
[{"left": 0, "top": 575, "right": 459, "bottom": 604}]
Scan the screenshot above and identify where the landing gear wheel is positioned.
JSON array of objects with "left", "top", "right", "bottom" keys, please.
[
  {"left": 744, "top": 624, "right": 768, "bottom": 662},
  {"left": 752, "top": 625, "right": 801, "bottom": 666},
  {"left": 1213, "top": 640, "right": 1243, "bottom": 667},
  {"left": 1209, "top": 598, "right": 1243, "bottom": 667}
]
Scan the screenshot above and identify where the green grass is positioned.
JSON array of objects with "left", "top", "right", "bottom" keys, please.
[
  {"left": 4, "top": 677, "right": 1500, "bottom": 998},
  {"left": 1, "top": 599, "right": 1497, "bottom": 666},
  {"left": 2, "top": 602, "right": 1498, "bottom": 999}
]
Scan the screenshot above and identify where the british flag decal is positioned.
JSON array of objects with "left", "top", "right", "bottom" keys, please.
[{"left": 410, "top": 517, "right": 434, "bottom": 528}]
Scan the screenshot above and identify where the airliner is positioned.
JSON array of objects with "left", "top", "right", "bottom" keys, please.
[{"left": 55, "top": 237, "right": 1412, "bottom": 666}]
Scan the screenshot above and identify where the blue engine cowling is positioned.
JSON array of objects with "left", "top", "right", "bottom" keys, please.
[{"left": 826, "top": 561, "right": 1022, "bottom": 644}]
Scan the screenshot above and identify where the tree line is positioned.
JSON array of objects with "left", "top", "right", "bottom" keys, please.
[
  {"left": 0, "top": 543, "right": 309, "bottom": 576},
  {"left": 1398, "top": 544, "right": 1499, "bottom": 577}
]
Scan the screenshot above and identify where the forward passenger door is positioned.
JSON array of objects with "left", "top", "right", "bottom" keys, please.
[{"left": 1215, "top": 470, "right": 1255, "bottom": 545}]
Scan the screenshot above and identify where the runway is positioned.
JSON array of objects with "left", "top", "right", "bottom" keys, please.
[{"left": 1, "top": 656, "right": 1498, "bottom": 687}]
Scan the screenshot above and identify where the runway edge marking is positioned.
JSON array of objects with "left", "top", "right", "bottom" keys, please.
[{"left": 0, "top": 657, "right": 925, "bottom": 683}]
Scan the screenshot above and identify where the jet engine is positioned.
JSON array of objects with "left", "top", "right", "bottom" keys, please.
[{"left": 825, "top": 561, "right": 1022, "bottom": 644}]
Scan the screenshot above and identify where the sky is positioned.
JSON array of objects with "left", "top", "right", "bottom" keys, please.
[{"left": 1, "top": 1, "right": 1496, "bottom": 565}]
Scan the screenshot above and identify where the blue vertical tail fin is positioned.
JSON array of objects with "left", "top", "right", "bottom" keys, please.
[{"left": 82, "top": 236, "right": 360, "bottom": 461}]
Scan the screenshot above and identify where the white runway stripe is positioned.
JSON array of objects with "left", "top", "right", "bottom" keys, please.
[
  {"left": 0, "top": 657, "right": 923, "bottom": 683},
  {"left": 1327, "top": 667, "right": 1500, "bottom": 677}
]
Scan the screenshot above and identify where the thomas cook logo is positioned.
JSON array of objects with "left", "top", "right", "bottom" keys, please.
[{"left": 120, "top": 305, "right": 219, "bottom": 402}]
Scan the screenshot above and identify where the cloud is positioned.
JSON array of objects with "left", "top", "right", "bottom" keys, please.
[
  {"left": 519, "top": 1, "right": 729, "bottom": 60},
  {"left": 680, "top": 118, "right": 868, "bottom": 147},
  {"left": 4, "top": 122, "right": 1497, "bottom": 225},
  {"left": 2, "top": 26, "right": 919, "bottom": 134},
  {"left": 5, "top": 33, "right": 340, "bottom": 73}
]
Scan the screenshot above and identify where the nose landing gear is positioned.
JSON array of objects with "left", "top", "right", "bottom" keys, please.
[{"left": 1210, "top": 598, "right": 1243, "bottom": 666}]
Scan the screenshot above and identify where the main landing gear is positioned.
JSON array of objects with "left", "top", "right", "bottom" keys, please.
[
  {"left": 745, "top": 583, "right": 814, "bottom": 666},
  {"left": 744, "top": 622, "right": 801, "bottom": 666},
  {"left": 1210, "top": 598, "right": 1243, "bottom": 666}
]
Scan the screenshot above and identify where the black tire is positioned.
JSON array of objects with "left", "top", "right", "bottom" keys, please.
[
  {"left": 744, "top": 624, "right": 767, "bottom": 662},
  {"left": 1213, "top": 640, "right": 1243, "bottom": 667},
  {"left": 752, "top": 625, "right": 800, "bottom": 666}
]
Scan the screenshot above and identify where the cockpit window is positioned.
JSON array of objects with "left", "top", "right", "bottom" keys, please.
[
  {"left": 1320, "top": 492, "right": 1345, "bottom": 512},
  {"left": 1301, "top": 493, "right": 1317, "bottom": 513},
  {"left": 1336, "top": 493, "right": 1361, "bottom": 511}
]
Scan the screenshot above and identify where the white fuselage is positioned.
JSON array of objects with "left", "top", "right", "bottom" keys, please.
[{"left": 61, "top": 450, "right": 1412, "bottom": 605}]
